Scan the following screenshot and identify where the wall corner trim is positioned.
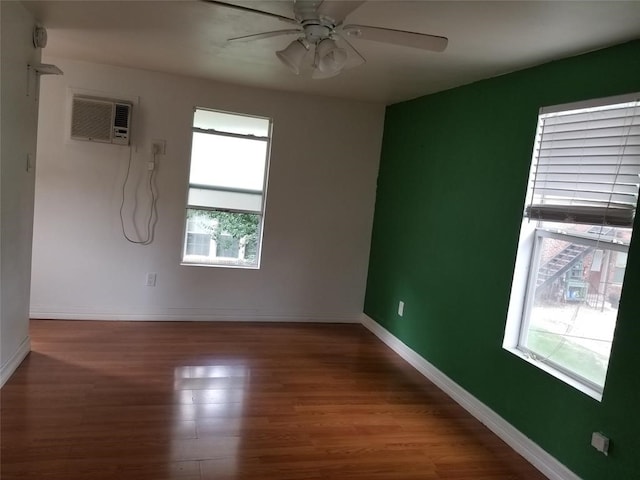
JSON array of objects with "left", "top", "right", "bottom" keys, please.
[
  {"left": 0, "top": 336, "right": 31, "bottom": 388},
  {"left": 360, "top": 314, "right": 580, "bottom": 480}
]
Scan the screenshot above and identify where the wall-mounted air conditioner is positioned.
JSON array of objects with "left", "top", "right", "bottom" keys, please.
[{"left": 70, "top": 95, "right": 132, "bottom": 145}]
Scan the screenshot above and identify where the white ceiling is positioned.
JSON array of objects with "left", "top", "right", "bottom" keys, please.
[{"left": 24, "top": 0, "right": 640, "bottom": 104}]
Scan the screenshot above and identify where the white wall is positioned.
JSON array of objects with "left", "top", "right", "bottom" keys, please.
[
  {"left": 30, "top": 57, "right": 384, "bottom": 322},
  {"left": 1, "top": 1, "right": 41, "bottom": 385}
]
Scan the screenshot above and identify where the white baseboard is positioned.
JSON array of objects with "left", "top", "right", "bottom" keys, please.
[
  {"left": 29, "top": 309, "right": 361, "bottom": 323},
  {"left": 360, "top": 314, "right": 580, "bottom": 480},
  {"left": 0, "top": 336, "right": 31, "bottom": 388}
]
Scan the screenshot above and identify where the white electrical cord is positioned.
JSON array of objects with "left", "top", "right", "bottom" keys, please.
[{"left": 119, "top": 147, "right": 158, "bottom": 245}]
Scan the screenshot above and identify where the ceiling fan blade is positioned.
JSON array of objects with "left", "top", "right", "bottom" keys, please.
[
  {"left": 316, "top": 1, "right": 366, "bottom": 24},
  {"left": 343, "top": 24, "right": 448, "bottom": 52},
  {"left": 201, "top": 0, "right": 299, "bottom": 26},
  {"left": 228, "top": 29, "right": 303, "bottom": 43}
]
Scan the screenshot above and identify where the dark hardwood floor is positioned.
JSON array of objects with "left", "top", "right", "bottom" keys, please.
[{"left": 1, "top": 320, "right": 547, "bottom": 479}]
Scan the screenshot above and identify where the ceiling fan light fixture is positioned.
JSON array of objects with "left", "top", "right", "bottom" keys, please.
[
  {"left": 316, "top": 38, "right": 347, "bottom": 75},
  {"left": 276, "top": 38, "right": 309, "bottom": 75}
]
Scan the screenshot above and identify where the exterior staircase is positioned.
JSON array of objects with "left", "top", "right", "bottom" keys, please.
[{"left": 536, "top": 243, "right": 594, "bottom": 291}]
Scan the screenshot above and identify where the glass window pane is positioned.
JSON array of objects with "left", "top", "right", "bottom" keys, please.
[
  {"left": 216, "top": 234, "right": 240, "bottom": 258},
  {"left": 194, "top": 109, "right": 270, "bottom": 137},
  {"left": 523, "top": 235, "right": 627, "bottom": 388},
  {"left": 183, "top": 209, "right": 261, "bottom": 267},
  {"left": 189, "top": 132, "right": 267, "bottom": 191},
  {"left": 185, "top": 233, "right": 211, "bottom": 256}
]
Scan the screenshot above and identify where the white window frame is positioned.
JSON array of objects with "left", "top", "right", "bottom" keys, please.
[
  {"left": 181, "top": 107, "right": 272, "bottom": 269},
  {"left": 520, "top": 229, "right": 628, "bottom": 392},
  {"left": 504, "top": 92, "right": 640, "bottom": 401}
]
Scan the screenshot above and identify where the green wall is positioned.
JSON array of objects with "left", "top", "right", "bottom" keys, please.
[{"left": 364, "top": 40, "right": 640, "bottom": 479}]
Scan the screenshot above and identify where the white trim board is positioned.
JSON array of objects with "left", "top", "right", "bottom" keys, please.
[
  {"left": 360, "top": 314, "right": 580, "bottom": 480},
  {"left": 29, "top": 310, "right": 361, "bottom": 323},
  {"left": 0, "top": 336, "right": 31, "bottom": 388}
]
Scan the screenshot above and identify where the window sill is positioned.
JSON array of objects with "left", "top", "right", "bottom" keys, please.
[
  {"left": 180, "top": 261, "right": 260, "bottom": 270},
  {"left": 503, "top": 346, "right": 603, "bottom": 402}
]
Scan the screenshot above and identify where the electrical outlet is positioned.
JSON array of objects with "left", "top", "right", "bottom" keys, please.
[
  {"left": 398, "top": 301, "right": 405, "bottom": 317},
  {"left": 145, "top": 273, "right": 157, "bottom": 287},
  {"left": 151, "top": 139, "right": 166, "bottom": 155},
  {"left": 591, "top": 432, "right": 609, "bottom": 456}
]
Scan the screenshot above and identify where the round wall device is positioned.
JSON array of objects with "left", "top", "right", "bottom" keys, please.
[{"left": 33, "top": 25, "right": 48, "bottom": 48}]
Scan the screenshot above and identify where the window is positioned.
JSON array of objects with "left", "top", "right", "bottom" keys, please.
[
  {"left": 185, "top": 233, "right": 211, "bottom": 256},
  {"left": 182, "top": 108, "right": 271, "bottom": 268},
  {"left": 504, "top": 93, "right": 640, "bottom": 400}
]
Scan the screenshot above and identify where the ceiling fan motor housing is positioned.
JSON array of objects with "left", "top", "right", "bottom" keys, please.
[{"left": 302, "top": 21, "right": 334, "bottom": 44}]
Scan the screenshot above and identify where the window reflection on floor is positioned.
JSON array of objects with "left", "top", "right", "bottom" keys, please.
[{"left": 172, "top": 364, "right": 248, "bottom": 475}]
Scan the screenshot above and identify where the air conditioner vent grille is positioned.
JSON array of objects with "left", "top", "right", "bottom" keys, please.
[
  {"left": 114, "top": 104, "right": 130, "bottom": 128},
  {"left": 71, "top": 98, "right": 113, "bottom": 143}
]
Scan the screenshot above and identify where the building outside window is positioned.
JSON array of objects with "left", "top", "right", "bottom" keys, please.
[
  {"left": 182, "top": 108, "right": 271, "bottom": 268},
  {"left": 504, "top": 93, "right": 640, "bottom": 400}
]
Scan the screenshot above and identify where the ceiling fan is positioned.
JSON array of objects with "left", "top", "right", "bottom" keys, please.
[{"left": 203, "top": 0, "right": 448, "bottom": 79}]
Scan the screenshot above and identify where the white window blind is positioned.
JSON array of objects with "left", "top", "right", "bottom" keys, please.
[
  {"left": 187, "top": 109, "right": 270, "bottom": 215},
  {"left": 187, "top": 186, "right": 262, "bottom": 213},
  {"left": 525, "top": 94, "right": 640, "bottom": 227}
]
